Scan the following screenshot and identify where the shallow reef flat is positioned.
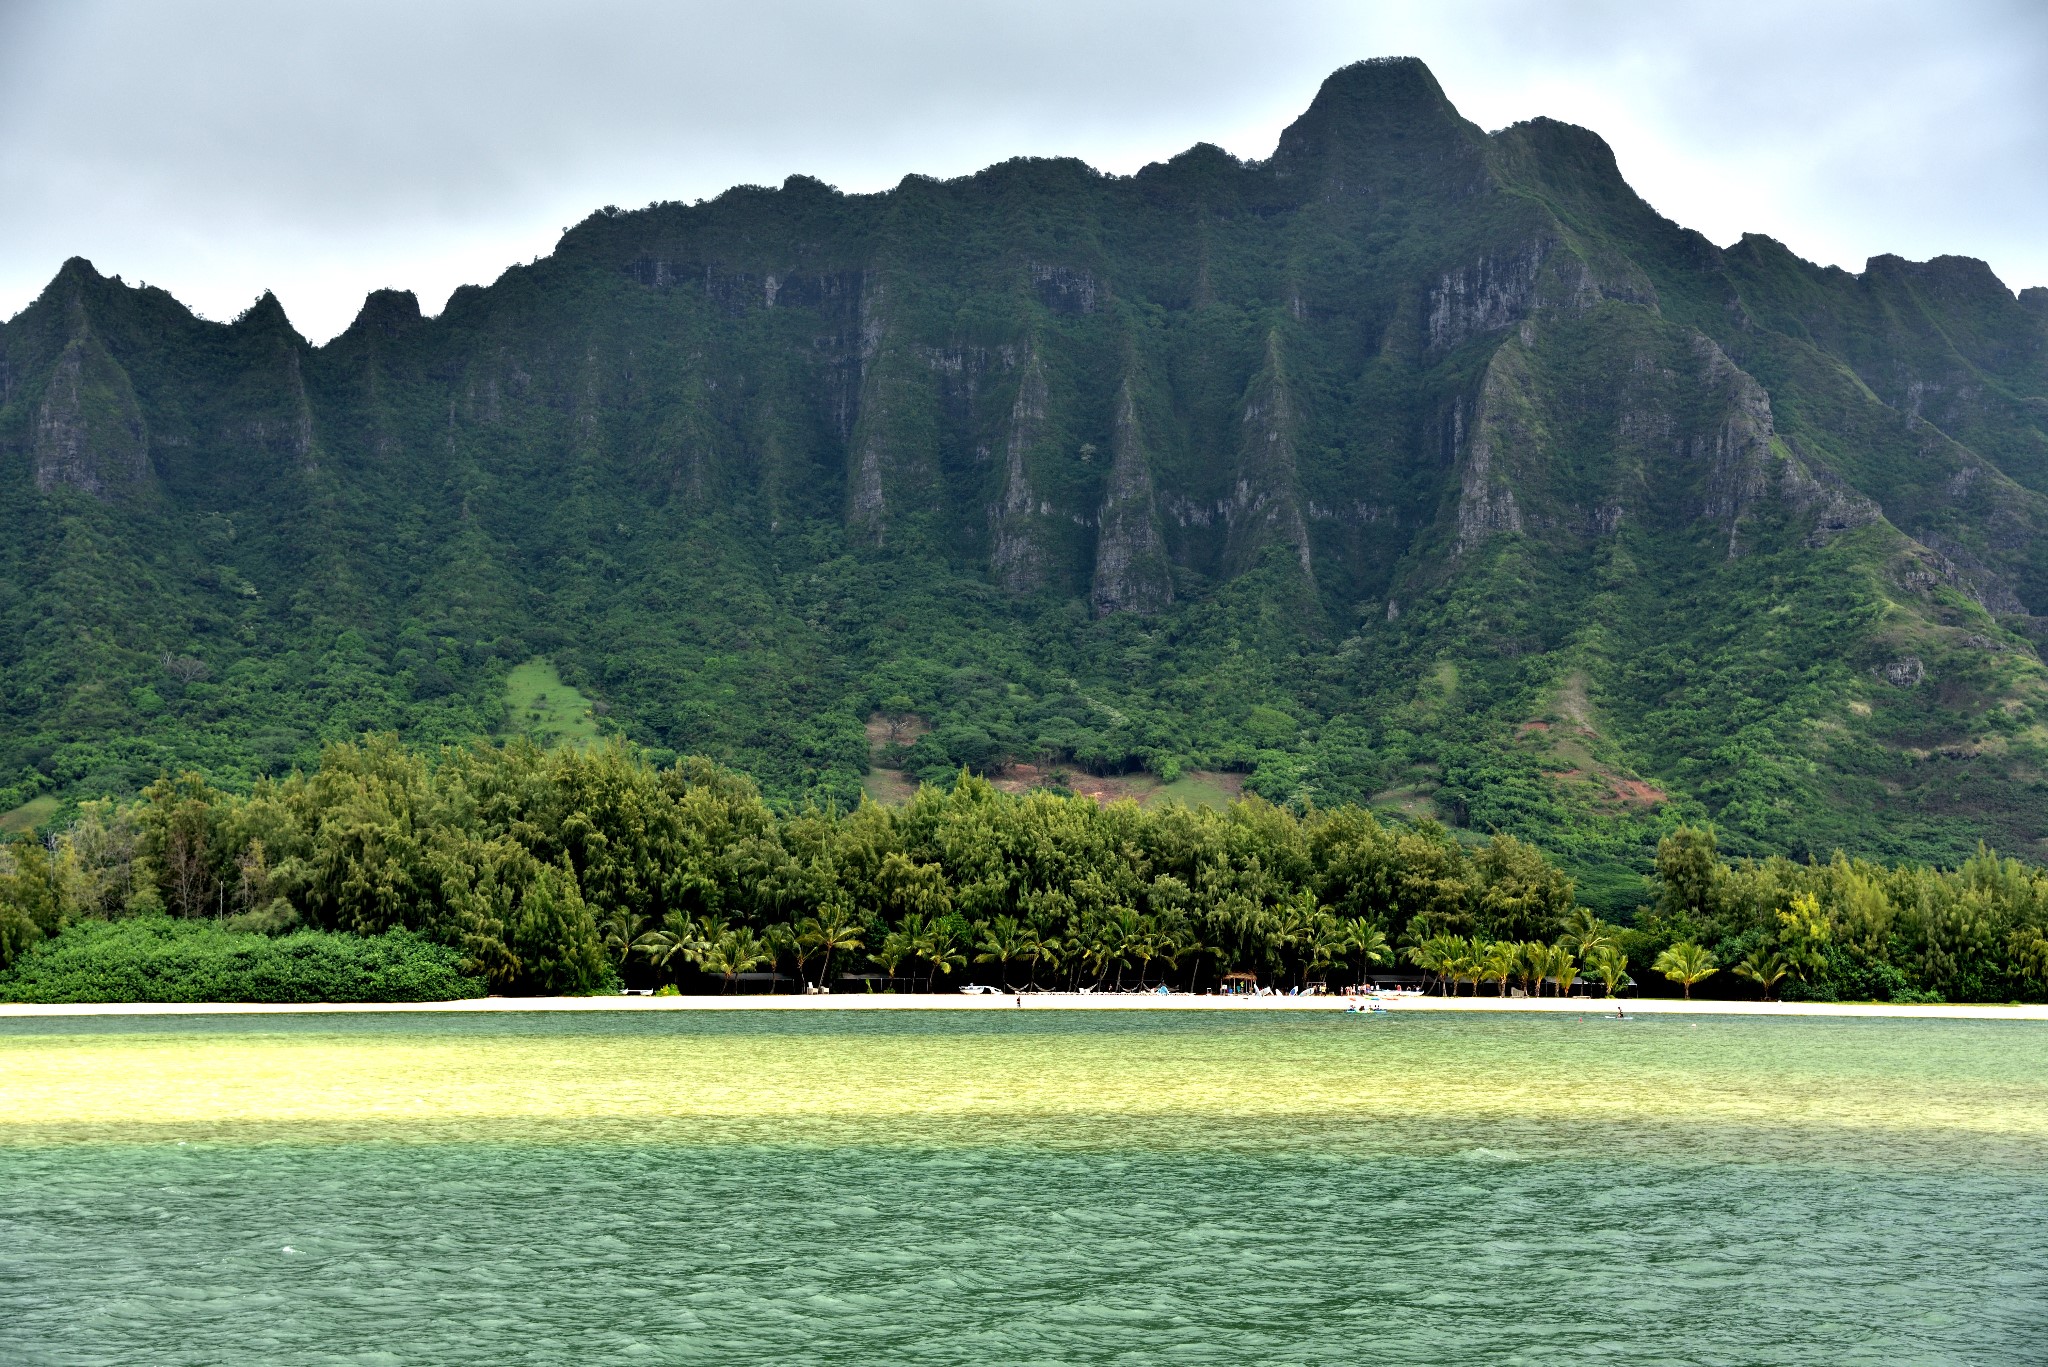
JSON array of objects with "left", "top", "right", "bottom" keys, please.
[
  {"left": 2, "top": 1013, "right": 2044, "bottom": 1364},
  {"left": 3, "top": 1010, "right": 2046, "bottom": 1152}
]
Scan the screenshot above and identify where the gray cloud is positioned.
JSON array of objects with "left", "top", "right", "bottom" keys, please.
[{"left": 3, "top": 0, "right": 2041, "bottom": 341}]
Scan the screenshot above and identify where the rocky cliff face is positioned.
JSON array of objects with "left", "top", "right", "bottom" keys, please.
[
  {"left": 27, "top": 283, "right": 151, "bottom": 499},
  {"left": 5, "top": 57, "right": 2047, "bottom": 872},
  {"left": 1090, "top": 380, "right": 1174, "bottom": 615},
  {"left": 1223, "top": 333, "right": 1314, "bottom": 585},
  {"left": 988, "top": 346, "right": 1054, "bottom": 594}
]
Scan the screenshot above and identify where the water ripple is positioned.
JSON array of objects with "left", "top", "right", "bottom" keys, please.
[{"left": 1, "top": 1012, "right": 2043, "bottom": 1365}]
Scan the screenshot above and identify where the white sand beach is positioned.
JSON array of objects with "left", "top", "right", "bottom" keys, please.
[{"left": 2, "top": 993, "right": 2043, "bottom": 1021}]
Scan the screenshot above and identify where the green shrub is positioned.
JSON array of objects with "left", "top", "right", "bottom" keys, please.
[
  {"left": 0, "top": 900, "right": 40, "bottom": 970},
  {"left": 0, "top": 918, "right": 485, "bottom": 1004}
]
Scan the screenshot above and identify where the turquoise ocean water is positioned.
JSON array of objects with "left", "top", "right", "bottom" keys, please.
[{"left": 1, "top": 1011, "right": 2043, "bottom": 1365}]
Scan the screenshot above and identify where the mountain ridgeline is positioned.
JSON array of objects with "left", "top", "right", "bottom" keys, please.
[{"left": 5, "top": 58, "right": 2048, "bottom": 903}]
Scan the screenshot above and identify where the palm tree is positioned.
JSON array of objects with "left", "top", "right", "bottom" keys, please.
[
  {"left": 1733, "top": 950, "right": 1789, "bottom": 1001},
  {"left": 766, "top": 920, "right": 808, "bottom": 987},
  {"left": 1559, "top": 907, "right": 1617, "bottom": 960},
  {"left": 800, "top": 899, "right": 864, "bottom": 994},
  {"left": 1544, "top": 944, "right": 1579, "bottom": 998},
  {"left": 883, "top": 912, "right": 933, "bottom": 988},
  {"left": 1024, "top": 929, "right": 1063, "bottom": 991},
  {"left": 1444, "top": 935, "right": 1478, "bottom": 995},
  {"left": 1300, "top": 914, "right": 1352, "bottom": 993},
  {"left": 1128, "top": 916, "right": 1165, "bottom": 990},
  {"left": 1450, "top": 940, "right": 1485, "bottom": 996},
  {"left": 1517, "top": 941, "right": 1548, "bottom": 997},
  {"left": 1480, "top": 940, "right": 1520, "bottom": 996},
  {"left": 699, "top": 927, "right": 772, "bottom": 992},
  {"left": 1584, "top": 943, "right": 1632, "bottom": 998},
  {"left": 1275, "top": 894, "right": 1321, "bottom": 989},
  {"left": 1652, "top": 941, "right": 1719, "bottom": 1000},
  {"left": 599, "top": 909, "right": 663, "bottom": 976},
  {"left": 637, "top": 913, "right": 709, "bottom": 985},
  {"left": 1405, "top": 934, "right": 1469, "bottom": 995},
  {"left": 1100, "top": 907, "right": 1147, "bottom": 990},
  {"left": 1082, "top": 916, "right": 1134, "bottom": 991},
  {"left": 916, "top": 918, "right": 967, "bottom": 991},
  {"left": 1154, "top": 923, "right": 1199, "bottom": 992},
  {"left": 1401, "top": 936, "right": 1445, "bottom": 994},
  {"left": 872, "top": 927, "right": 916, "bottom": 989},
  {"left": 1343, "top": 919, "right": 1392, "bottom": 990},
  {"left": 975, "top": 915, "right": 1033, "bottom": 991}
]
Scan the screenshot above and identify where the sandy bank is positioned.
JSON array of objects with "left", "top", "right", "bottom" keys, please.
[{"left": 2, "top": 994, "right": 2043, "bottom": 1021}]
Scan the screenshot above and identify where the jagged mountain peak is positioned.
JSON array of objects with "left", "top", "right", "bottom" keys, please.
[
  {"left": 51, "top": 255, "right": 105, "bottom": 288},
  {"left": 230, "top": 290, "right": 302, "bottom": 340},
  {"left": 1269, "top": 57, "right": 1478, "bottom": 184},
  {"left": 5, "top": 60, "right": 2048, "bottom": 888},
  {"left": 1280, "top": 57, "right": 1462, "bottom": 140},
  {"left": 340, "top": 288, "right": 425, "bottom": 343}
]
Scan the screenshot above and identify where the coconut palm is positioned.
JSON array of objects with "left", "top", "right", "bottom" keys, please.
[
  {"left": 1124, "top": 912, "right": 1164, "bottom": 989},
  {"left": 1430, "top": 939, "right": 1463, "bottom": 995},
  {"left": 1153, "top": 923, "right": 1200, "bottom": 991},
  {"left": 1439, "top": 935, "right": 1480, "bottom": 995},
  {"left": 1081, "top": 914, "right": 1135, "bottom": 990},
  {"left": 886, "top": 911, "right": 934, "bottom": 987},
  {"left": 799, "top": 898, "right": 864, "bottom": 993},
  {"left": 1275, "top": 893, "right": 1321, "bottom": 988},
  {"left": 1452, "top": 939, "right": 1487, "bottom": 995},
  {"left": 872, "top": 927, "right": 916, "bottom": 988},
  {"left": 1344, "top": 920, "right": 1392, "bottom": 976},
  {"left": 1402, "top": 935, "right": 1454, "bottom": 995},
  {"left": 765, "top": 920, "right": 808, "bottom": 987},
  {"left": 1026, "top": 929, "right": 1064, "bottom": 991},
  {"left": 1733, "top": 950, "right": 1790, "bottom": 1001},
  {"left": 1480, "top": 940, "right": 1520, "bottom": 996},
  {"left": 1301, "top": 914, "right": 1352, "bottom": 992},
  {"left": 1559, "top": 907, "right": 1617, "bottom": 960},
  {"left": 1584, "top": 943, "right": 1632, "bottom": 998},
  {"left": 699, "top": 927, "right": 772, "bottom": 992},
  {"left": 1653, "top": 941, "right": 1719, "bottom": 1000},
  {"left": 1518, "top": 941, "right": 1549, "bottom": 997},
  {"left": 637, "top": 913, "right": 709, "bottom": 984},
  {"left": 1544, "top": 944, "right": 1579, "bottom": 998},
  {"left": 910, "top": 916, "right": 966, "bottom": 991},
  {"left": 599, "top": 909, "right": 663, "bottom": 974},
  {"left": 975, "top": 915, "right": 1034, "bottom": 991}
]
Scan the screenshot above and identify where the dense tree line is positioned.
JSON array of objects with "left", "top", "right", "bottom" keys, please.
[{"left": 2, "top": 737, "right": 2045, "bottom": 1003}]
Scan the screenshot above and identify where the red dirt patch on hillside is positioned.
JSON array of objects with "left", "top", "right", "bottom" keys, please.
[
  {"left": 991, "top": 764, "right": 1147, "bottom": 803},
  {"left": 1607, "top": 776, "right": 1666, "bottom": 806},
  {"left": 1552, "top": 767, "right": 1665, "bottom": 809}
]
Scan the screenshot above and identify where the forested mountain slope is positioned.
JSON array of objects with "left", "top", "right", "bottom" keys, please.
[{"left": 4, "top": 57, "right": 2046, "bottom": 904}]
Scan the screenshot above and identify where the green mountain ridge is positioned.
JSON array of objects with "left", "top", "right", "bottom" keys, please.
[{"left": 4, "top": 57, "right": 2046, "bottom": 903}]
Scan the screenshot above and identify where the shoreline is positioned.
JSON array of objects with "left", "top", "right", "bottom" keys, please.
[{"left": 2, "top": 994, "right": 2043, "bottom": 1021}]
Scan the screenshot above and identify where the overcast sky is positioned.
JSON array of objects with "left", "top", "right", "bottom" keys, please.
[{"left": 3, "top": 0, "right": 2042, "bottom": 343}]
